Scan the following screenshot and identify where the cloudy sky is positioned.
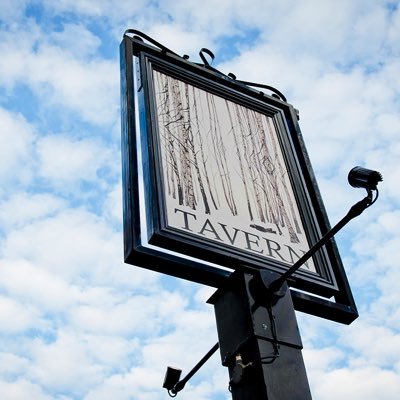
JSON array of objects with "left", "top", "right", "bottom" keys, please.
[{"left": 1, "top": 0, "right": 399, "bottom": 399}]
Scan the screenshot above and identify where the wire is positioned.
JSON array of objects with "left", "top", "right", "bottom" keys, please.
[
  {"left": 369, "top": 188, "right": 379, "bottom": 206},
  {"left": 261, "top": 304, "right": 280, "bottom": 364}
]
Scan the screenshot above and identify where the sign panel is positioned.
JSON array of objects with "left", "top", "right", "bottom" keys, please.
[
  {"left": 153, "top": 69, "right": 316, "bottom": 273},
  {"left": 143, "top": 58, "right": 337, "bottom": 296},
  {"left": 120, "top": 33, "right": 358, "bottom": 323}
]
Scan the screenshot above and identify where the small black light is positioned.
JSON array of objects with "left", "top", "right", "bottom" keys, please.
[
  {"left": 163, "top": 366, "right": 182, "bottom": 391},
  {"left": 348, "top": 166, "right": 383, "bottom": 191}
]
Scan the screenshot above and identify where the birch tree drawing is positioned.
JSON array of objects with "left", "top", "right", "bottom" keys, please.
[
  {"left": 153, "top": 70, "right": 305, "bottom": 244},
  {"left": 206, "top": 91, "right": 238, "bottom": 216}
]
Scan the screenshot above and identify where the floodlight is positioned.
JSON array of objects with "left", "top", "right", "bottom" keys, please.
[
  {"left": 163, "top": 366, "right": 182, "bottom": 392},
  {"left": 348, "top": 166, "right": 383, "bottom": 191}
]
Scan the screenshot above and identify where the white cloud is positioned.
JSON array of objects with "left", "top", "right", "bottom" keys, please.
[
  {"left": 68, "top": 293, "right": 173, "bottom": 336},
  {"left": 313, "top": 366, "right": 400, "bottom": 400},
  {"left": 0, "top": 25, "right": 40, "bottom": 90},
  {"left": 0, "top": 193, "right": 66, "bottom": 230},
  {"left": 0, "top": 379, "right": 54, "bottom": 400},
  {"left": 36, "top": 134, "right": 117, "bottom": 191},
  {"left": 42, "top": 0, "right": 147, "bottom": 22},
  {"left": 0, "top": 259, "right": 80, "bottom": 312},
  {"left": 0, "top": 108, "right": 35, "bottom": 185},
  {"left": 102, "top": 182, "right": 123, "bottom": 226},
  {"left": 342, "top": 322, "right": 400, "bottom": 369},
  {"left": 145, "top": 24, "right": 214, "bottom": 58},
  {"left": 27, "top": 45, "right": 119, "bottom": 126},
  {"left": 47, "top": 24, "right": 101, "bottom": 59},
  {"left": 0, "top": 1, "right": 399, "bottom": 399},
  {"left": 0, "top": 24, "right": 119, "bottom": 126},
  {"left": 0, "top": 295, "right": 43, "bottom": 334},
  {"left": 304, "top": 330, "right": 400, "bottom": 399},
  {"left": 0, "top": 352, "right": 30, "bottom": 378},
  {"left": 0, "top": 208, "right": 123, "bottom": 284},
  {"left": 0, "top": 0, "right": 29, "bottom": 25},
  {"left": 83, "top": 368, "right": 162, "bottom": 400},
  {"left": 28, "top": 331, "right": 106, "bottom": 397}
]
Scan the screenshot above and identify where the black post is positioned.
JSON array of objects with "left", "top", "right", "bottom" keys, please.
[{"left": 208, "top": 270, "right": 312, "bottom": 399}]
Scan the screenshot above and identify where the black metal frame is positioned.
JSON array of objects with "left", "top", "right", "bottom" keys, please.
[{"left": 120, "top": 32, "right": 358, "bottom": 324}]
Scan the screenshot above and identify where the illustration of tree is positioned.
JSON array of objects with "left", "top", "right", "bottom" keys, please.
[
  {"left": 190, "top": 84, "right": 216, "bottom": 213},
  {"left": 225, "top": 100, "right": 253, "bottom": 220},
  {"left": 169, "top": 78, "right": 197, "bottom": 210},
  {"left": 206, "top": 92, "right": 238, "bottom": 216},
  {"left": 250, "top": 109, "right": 300, "bottom": 243},
  {"left": 156, "top": 72, "right": 183, "bottom": 204},
  {"left": 265, "top": 117, "right": 302, "bottom": 234},
  {"left": 155, "top": 70, "right": 303, "bottom": 244}
]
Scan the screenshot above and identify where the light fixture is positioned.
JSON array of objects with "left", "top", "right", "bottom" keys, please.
[
  {"left": 348, "top": 166, "right": 383, "bottom": 191},
  {"left": 267, "top": 166, "right": 383, "bottom": 294}
]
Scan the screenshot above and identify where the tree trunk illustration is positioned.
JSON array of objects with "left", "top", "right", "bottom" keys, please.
[
  {"left": 256, "top": 113, "right": 299, "bottom": 244},
  {"left": 266, "top": 117, "right": 302, "bottom": 234},
  {"left": 225, "top": 100, "right": 253, "bottom": 220},
  {"left": 156, "top": 72, "right": 182, "bottom": 203},
  {"left": 170, "top": 77, "right": 196, "bottom": 209},
  {"left": 190, "top": 84, "right": 216, "bottom": 213},
  {"left": 235, "top": 103, "right": 265, "bottom": 222},
  {"left": 206, "top": 92, "right": 238, "bottom": 216}
]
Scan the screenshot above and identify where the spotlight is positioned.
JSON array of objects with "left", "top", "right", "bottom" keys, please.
[
  {"left": 163, "top": 366, "right": 182, "bottom": 392},
  {"left": 348, "top": 166, "right": 383, "bottom": 191}
]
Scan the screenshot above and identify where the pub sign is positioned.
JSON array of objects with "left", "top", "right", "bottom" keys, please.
[{"left": 120, "top": 31, "right": 358, "bottom": 323}]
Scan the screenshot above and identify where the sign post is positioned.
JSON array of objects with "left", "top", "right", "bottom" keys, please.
[
  {"left": 120, "top": 30, "right": 381, "bottom": 398},
  {"left": 209, "top": 269, "right": 312, "bottom": 399}
]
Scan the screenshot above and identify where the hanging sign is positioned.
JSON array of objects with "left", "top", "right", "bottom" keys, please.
[{"left": 120, "top": 32, "right": 358, "bottom": 323}]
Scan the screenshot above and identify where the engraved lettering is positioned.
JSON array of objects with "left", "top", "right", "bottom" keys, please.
[
  {"left": 198, "top": 219, "right": 222, "bottom": 241},
  {"left": 219, "top": 223, "right": 240, "bottom": 245},
  {"left": 174, "top": 208, "right": 196, "bottom": 231},
  {"left": 242, "top": 231, "right": 263, "bottom": 254}
]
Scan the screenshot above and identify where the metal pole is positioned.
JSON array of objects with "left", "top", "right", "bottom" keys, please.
[
  {"left": 208, "top": 270, "right": 312, "bottom": 399},
  {"left": 270, "top": 193, "right": 372, "bottom": 292},
  {"left": 170, "top": 343, "right": 220, "bottom": 395}
]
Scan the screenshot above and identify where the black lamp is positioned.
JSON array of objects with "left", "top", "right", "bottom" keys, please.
[
  {"left": 348, "top": 166, "right": 383, "bottom": 191},
  {"left": 266, "top": 166, "right": 383, "bottom": 294}
]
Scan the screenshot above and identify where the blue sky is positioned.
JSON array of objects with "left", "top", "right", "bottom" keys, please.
[{"left": 0, "top": 1, "right": 399, "bottom": 399}]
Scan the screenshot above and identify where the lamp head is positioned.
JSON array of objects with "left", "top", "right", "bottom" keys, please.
[
  {"left": 163, "top": 366, "right": 182, "bottom": 392},
  {"left": 348, "top": 166, "right": 383, "bottom": 191}
]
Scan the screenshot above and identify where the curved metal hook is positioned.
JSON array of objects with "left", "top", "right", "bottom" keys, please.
[
  {"left": 235, "top": 80, "right": 287, "bottom": 102},
  {"left": 124, "top": 29, "right": 287, "bottom": 102},
  {"left": 199, "top": 48, "right": 215, "bottom": 67}
]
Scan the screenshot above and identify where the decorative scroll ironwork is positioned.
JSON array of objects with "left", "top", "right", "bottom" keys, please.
[{"left": 124, "top": 29, "right": 287, "bottom": 102}]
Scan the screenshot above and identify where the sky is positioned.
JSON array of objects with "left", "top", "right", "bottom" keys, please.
[{"left": 0, "top": 0, "right": 399, "bottom": 399}]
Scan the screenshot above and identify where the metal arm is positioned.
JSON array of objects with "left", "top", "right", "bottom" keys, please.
[
  {"left": 164, "top": 342, "right": 220, "bottom": 397},
  {"left": 268, "top": 189, "right": 377, "bottom": 294}
]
